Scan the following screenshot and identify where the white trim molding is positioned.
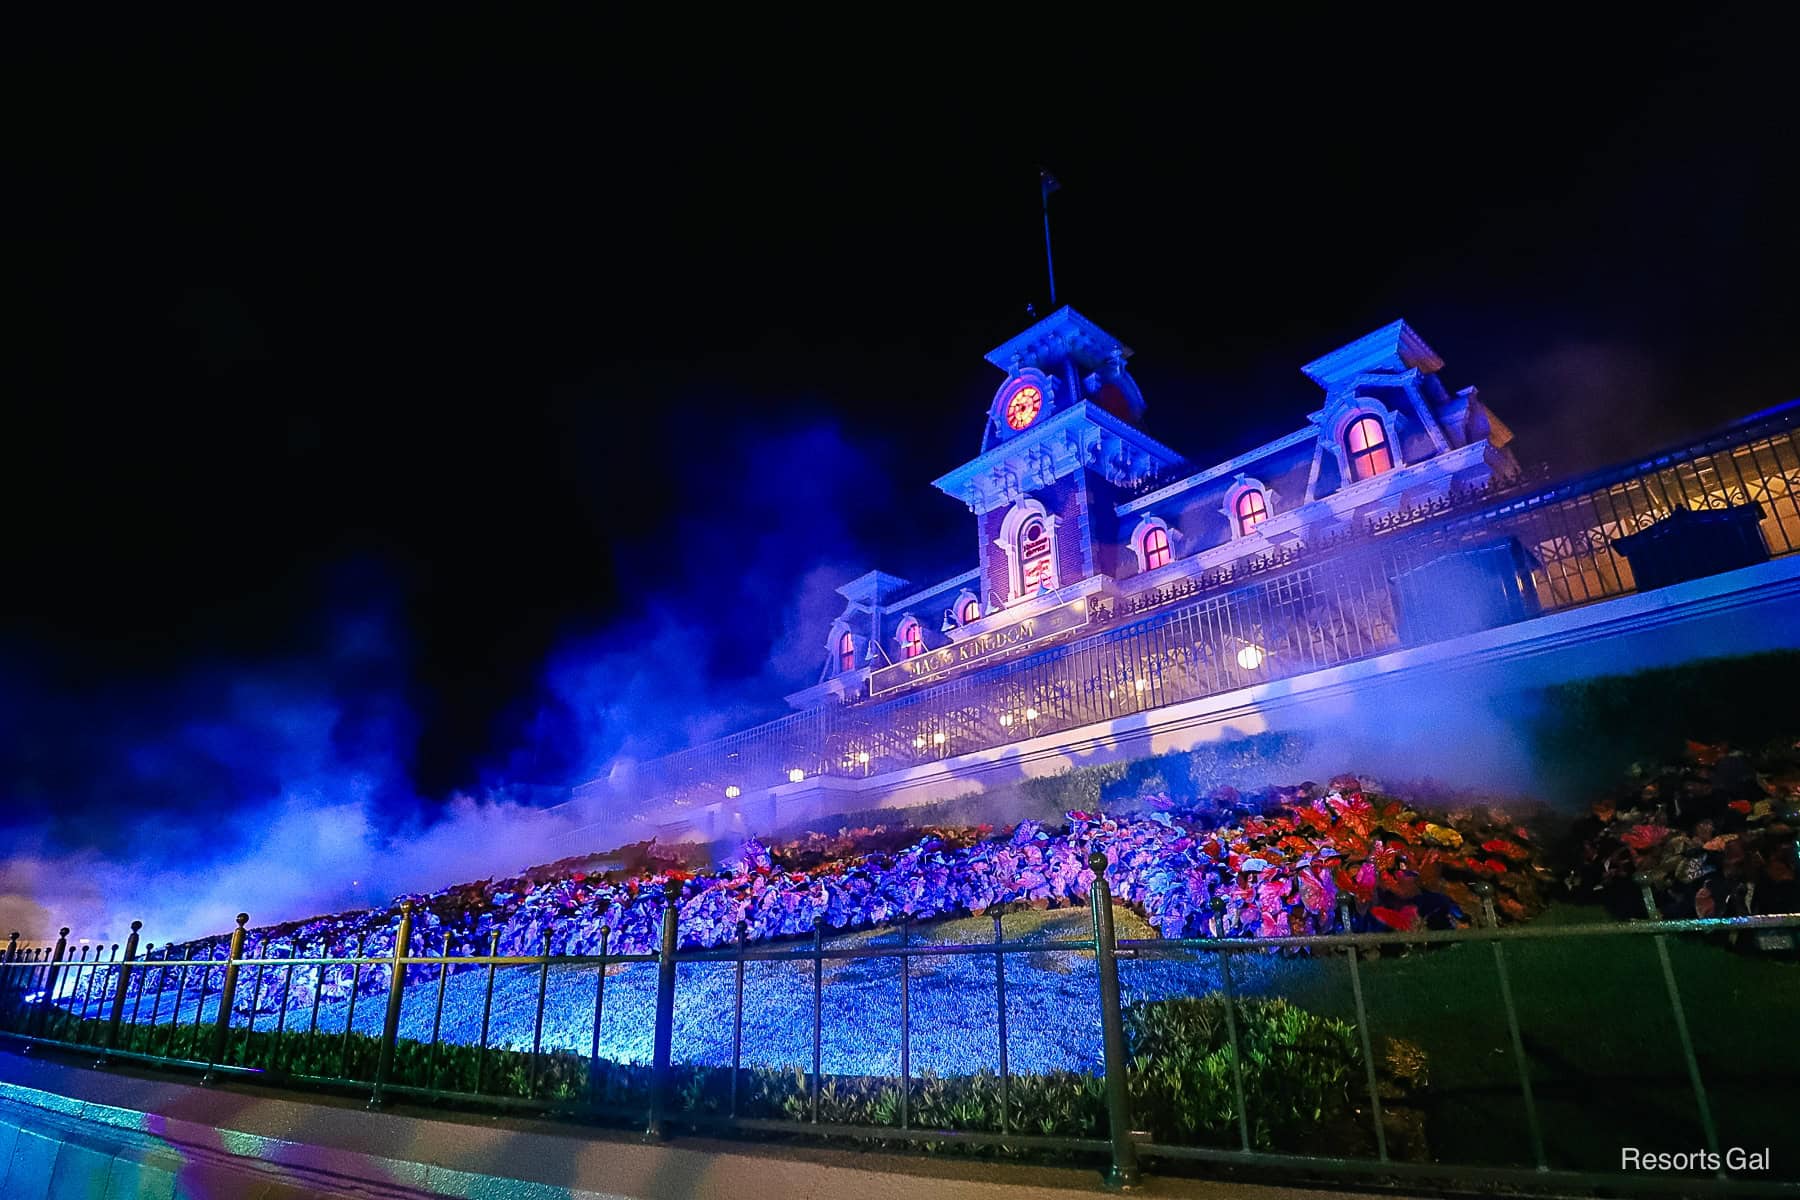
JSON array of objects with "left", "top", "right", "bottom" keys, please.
[{"left": 994, "top": 499, "right": 1061, "bottom": 602}]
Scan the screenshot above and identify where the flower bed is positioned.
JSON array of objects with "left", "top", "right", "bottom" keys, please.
[
  {"left": 118, "top": 776, "right": 1547, "bottom": 1020},
  {"left": 1569, "top": 738, "right": 1800, "bottom": 919}
]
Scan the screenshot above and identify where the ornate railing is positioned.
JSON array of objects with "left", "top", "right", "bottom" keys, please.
[{"left": 630, "top": 402, "right": 1800, "bottom": 809}]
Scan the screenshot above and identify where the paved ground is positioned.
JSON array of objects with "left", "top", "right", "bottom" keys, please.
[{"left": 0, "top": 1047, "right": 1435, "bottom": 1200}]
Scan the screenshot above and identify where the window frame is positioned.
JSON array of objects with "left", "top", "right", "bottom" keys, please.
[
  {"left": 1345, "top": 414, "right": 1395, "bottom": 481},
  {"left": 898, "top": 619, "right": 925, "bottom": 659},
  {"left": 1142, "top": 525, "right": 1171, "bottom": 570},
  {"left": 1235, "top": 488, "right": 1269, "bottom": 535}
]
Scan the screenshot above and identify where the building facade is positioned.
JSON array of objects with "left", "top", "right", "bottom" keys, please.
[
  {"left": 574, "top": 309, "right": 1798, "bottom": 836},
  {"left": 787, "top": 308, "right": 1518, "bottom": 711}
]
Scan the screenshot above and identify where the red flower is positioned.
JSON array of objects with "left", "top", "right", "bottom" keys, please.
[
  {"left": 1728, "top": 800, "right": 1753, "bottom": 814},
  {"left": 1686, "top": 740, "right": 1727, "bottom": 766},
  {"left": 1371, "top": 905, "right": 1419, "bottom": 931},
  {"left": 1620, "top": 824, "right": 1671, "bottom": 852},
  {"left": 1336, "top": 863, "right": 1375, "bottom": 905}
]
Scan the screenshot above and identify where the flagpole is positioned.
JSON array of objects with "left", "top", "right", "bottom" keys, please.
[{"left": 1040, "top": 169, "right": 1059, "bottom": 309}]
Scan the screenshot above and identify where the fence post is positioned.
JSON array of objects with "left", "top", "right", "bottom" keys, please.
[
  {"left": 1471, "top": 882, "right": 1545, "bottom": 1171},
  {"left": 1088, "top": 851, "right": 1141, "bottom": 1190},
  {"left": 1, "top": 933, "right": 15, "bottom": 1023},
  {"left": 100, "top": 921, "right": 142, "bottom": 1060},
  {"left": 34, "top": 928, "right": 70, "bottom": 1041},
  {"left": 204, "top": 914, "right": 249, "bottom": 1084},
  {"left": 646, "top": 878, "right": 681, "bottom": 1141},
  {"left": 370, "top": 901, "right": 414, "bottom": 1108},
  {"left": 730, "top": 920, "right": 746, "bottom": 1120}
]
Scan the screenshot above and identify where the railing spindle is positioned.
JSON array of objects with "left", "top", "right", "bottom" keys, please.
[
  {"left": 1637, "top": 873, "right": 1722, "bottom": 1165},
  {"left": 428, "top": 931, "right": 451, "bottom": 1094},
  {"left": 730, "top": 920, "right": 745, "bottom": 1119},
  {"left": 587, "top": 925, "right": 611, "bottom": 1108},
  {"left": 898, "top": 916, "right": 912, "bottom": 1131},
  {"left": 810, "top": 918, "right": 824, "bottom": 1125},
  {"left": 992, "top": 908, "right": 1009, "bottom": 1135},
  {"left": 648, "top": 879, "right": 682, "bottom": 1139},
  {"left": 273, "top": 944, "right": 297, "bottom": 1074},
  {"left": 1338, "top": 898, "right": 1388, "bottom": 1163},
  {"left": 528, "top": 928, "right": 551, "bottom": 1099},
  {"left": 475, "top": 930, "right": 500, "bottom": 1095},
  {"left": 1214, "top": 918, "right": 1252, "bottom": 1153},
  {"left": 340, "top": 933, "right": 365, "bottom": 1080},
  {"left": 1472, "top": 882, "right": 1546, "bottom": 1171}
]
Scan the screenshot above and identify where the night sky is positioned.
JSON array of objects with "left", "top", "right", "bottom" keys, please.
[{"left": 5, "top": 13, "right": 1797, "bottom": 903}]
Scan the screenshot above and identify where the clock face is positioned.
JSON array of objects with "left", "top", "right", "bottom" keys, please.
[{"left": 1004, "top": 384, "right": 1043, "bottom": 430}]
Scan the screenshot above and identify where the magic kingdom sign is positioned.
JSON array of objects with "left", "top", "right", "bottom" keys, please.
[{"left": 867, "top": 597, "right": 1094, "bottom": 697}]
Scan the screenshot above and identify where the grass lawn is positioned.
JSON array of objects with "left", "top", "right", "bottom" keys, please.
[{"left": 1225, "top": 902, "right": 1800, "bottom": 1172}]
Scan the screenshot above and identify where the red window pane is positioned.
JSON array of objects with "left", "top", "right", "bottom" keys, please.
[
  {"left": 1236, "top": 489, "right": 1268, "bottom": 535},
  {"left": 961, "top": 598, "right": 981, "bottom": 624},
  {"left": 901, "top": 623, "right": 924, "bottom": 659},
  {"left": 838, "top": 633, "right": 856, "bottom": 673},
  {"left": 1143, "top": 526, "right": 1171, "bottom": 570},
  {"left": 1346, "top": 415, "right": 1393, "bottom": 481}
]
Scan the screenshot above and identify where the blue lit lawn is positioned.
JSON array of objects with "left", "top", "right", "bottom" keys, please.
[{"left": 313, "top": 906, "right": 1295, "bottom": 1077}]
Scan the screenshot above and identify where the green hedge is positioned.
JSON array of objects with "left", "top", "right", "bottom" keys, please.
[
  {"left": 11, "top": 991, "right": 1379, "bottom": 1154},
  {"left": 1527, "top": 651, "right": 1800, "bottom": 795}
]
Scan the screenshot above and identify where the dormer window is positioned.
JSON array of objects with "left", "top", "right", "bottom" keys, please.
[
  {"left": 838, "top": 632, "right": 856, "bottom": 674},
  {"left": 1346, "top": 414, "right": 1394, "bottom": 481},
  {"left": 960, "top": 597, "right": 981, "bottom": 625},
  {"left": 1235, "top": 489, "right": 1268, "bottom": 535},
  {"left": 899, "top": 619, "right": 924, "bottom": 659},
  {"left": 1142, "top": 525, "right": 1171, "bottom": 570}
]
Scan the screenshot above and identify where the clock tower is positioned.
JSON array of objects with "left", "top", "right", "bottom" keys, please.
[{"left": 935, "top": 307, "right": 1184, "bottom": 613}]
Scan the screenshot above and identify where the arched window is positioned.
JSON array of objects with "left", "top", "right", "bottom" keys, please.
[
  {"left": 1235, "top": 489, "right": 1268, "bottom": 535},
  {"left": 838, "top": 632, "right": 856, "bottom": 674},
  {"left": 1020, "top": 518, "right": 1055, "bottom": 592},
  {"left": 1141, "top": 525, "right": 1171, "bottom": 570},
  {"left": 1345, "top": 415, "right": 1394, "bottom": 481},
  {"left": 899, "top": 619, "right": 924, "bottom": 659},
  {"left": 960, "top": 597, "right": 981, "bottom": 625}
]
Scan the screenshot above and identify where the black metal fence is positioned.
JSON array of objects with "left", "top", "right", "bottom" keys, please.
[
  {"left": 632, "top": 403, "right": 1800, "bottom": 809},
  {"left": 4, "top": 862, "right": 1797, "bottom": 1195}
]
